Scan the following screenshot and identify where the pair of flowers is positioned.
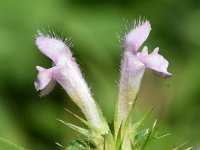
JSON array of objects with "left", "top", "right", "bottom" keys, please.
[{"left": 34, "top": 20, "right": 171, "bottom": 134}]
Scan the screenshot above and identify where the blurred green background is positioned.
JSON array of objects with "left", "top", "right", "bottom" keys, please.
[{"left": 0, "top": 0, "right": 200, "bottom": 149}]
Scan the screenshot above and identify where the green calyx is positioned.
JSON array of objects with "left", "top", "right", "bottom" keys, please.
[{"left": 61, "top": 100, "right": 175, "bottom": 150}]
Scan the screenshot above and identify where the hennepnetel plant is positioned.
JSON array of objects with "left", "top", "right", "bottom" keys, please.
[{"left": 33, "top": 20, "right": 176, "bottom": 150}]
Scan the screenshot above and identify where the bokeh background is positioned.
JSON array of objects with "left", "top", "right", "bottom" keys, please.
[{"left": 0, "top": 0, "right": 200, "bottom": 149}]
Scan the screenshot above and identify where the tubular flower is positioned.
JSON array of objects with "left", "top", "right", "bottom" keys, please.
[
  {"left": 34, "top": 33, "right": 108, "bottom": 132},
  {"left": 118, "top": 20, "right": 171, "bottom": 123}
]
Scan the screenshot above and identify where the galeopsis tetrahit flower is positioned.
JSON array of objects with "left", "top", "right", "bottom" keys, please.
[
  {"left": 34, "top": 32, "right": 108, "bottom": 132},
  {"left": 118, "top": 20, "right": 171, "bottom": 123}
]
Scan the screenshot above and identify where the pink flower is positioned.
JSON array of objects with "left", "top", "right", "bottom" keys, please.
[
  {"left": 118, "top": 20, "right": 171, "bottom": 122},
  {"left": 34, "top": 32, "right": 108, "bottom": 132}
]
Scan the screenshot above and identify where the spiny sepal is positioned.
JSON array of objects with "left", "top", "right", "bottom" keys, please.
[
  {"left": 0, "top": 137, "right": 26, "bottom": 150},
  {"left": 57, "top": 119, "right": 92, "bottom": 138},
  {"left": 64, "top": 108, "right": 103, "bottom": 134},
  {"left": 171, "top": 141, "right": 193, "bottom": 150},
  {"left": 139, "top": 119, "right": 158, "bottom": 150},
  {"left": 115, "top": 123, "right": 124, "bottom": 150},
  {"left": 65, "top": 139, "right": 95, "bottom": 150}
]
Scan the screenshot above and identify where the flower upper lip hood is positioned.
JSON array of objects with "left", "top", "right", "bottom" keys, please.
[
  {"left": 36, "top": 36, "right": 72, "bottom": 66},
  {"left": 124, "top": 20, "right": 172, "bottom": 78},
  {"left": 124, "top": 20, "right": 151, "bottom": 54}
]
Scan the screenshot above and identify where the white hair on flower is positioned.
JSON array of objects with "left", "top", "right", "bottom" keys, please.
[
  {"left": 34, "top": 33, "right": 108, "bottom": 132},
  {"left": 118, "top": 19, "right": 171, "bottom": 123}
]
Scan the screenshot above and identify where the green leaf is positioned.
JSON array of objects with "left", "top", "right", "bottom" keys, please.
[
  {"left": 171, "top": 141, "right": 192, "bottom": 150},
  {"left": 0, "top": 137, "right": 26, "bottom": 150},
  {"left": 65, "top": 139, "right": 95, "bottom": 150},
  {"left": 130, "top": 139, "right": 135, "bottom": 150},
  {"left": 140, "top": 119, "right": 158, "bottom": 150},
  {"left": 103, "top": 134, "right": 115, "bottom": 150},
  {"left": 134, "top": 128, "right": 150, "bottom": 145},
  {"left": 152, "top": 132, "right": 171, "bottom": 140},
  {"left": 184, "top": 147, "right": 193, "bottom": 150},
  {"left": 114, "top": 97, "right": 119, "bottom": 138},
  {"left": 115, "top": 98, "right": 137, "bottom": 150},
  {"left": 115, "top": 123, "right": 124, "bottom": 150},
  {"left": 57, "top": 119, "right": 91, "bottom": 137},
  {"left": 133, "top": 107, "right": 154, "bottom": 132},
  {"left": 103, "top": 135, "right": 106, "bottom": 150},
  {"left": 64, "top": 108, "right": 102, "bottom": 133}
]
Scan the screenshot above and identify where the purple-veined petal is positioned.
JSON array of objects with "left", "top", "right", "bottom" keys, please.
[
  {"left": 124, "top": 20, "right": 151, "bottom": 54},
  {"left": 138, "top": 47, "right": 172, "bottom": 78},
  {"left": 36, "top": 36, "right": 72, "bottom": 65}
]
